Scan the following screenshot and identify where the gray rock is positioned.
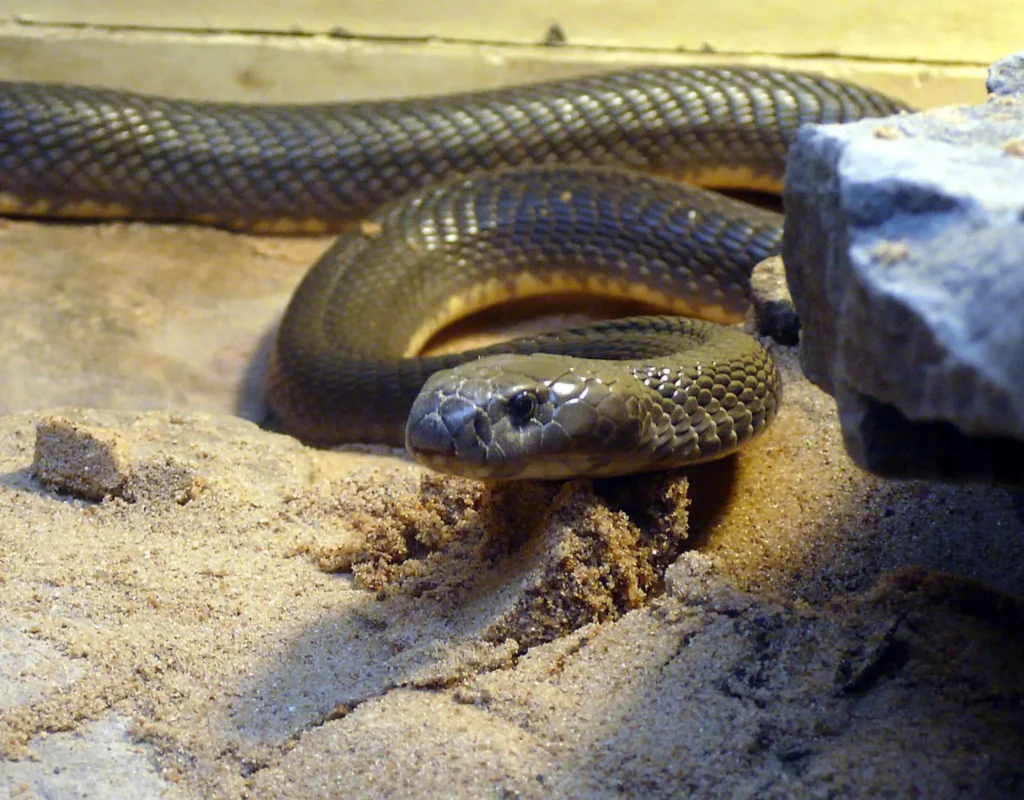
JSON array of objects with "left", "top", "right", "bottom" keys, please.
[
  {"left": 783, "top": 51, "right": 1024, "bottom": 482},
  {"left": 988, "top": 51, "right": 1024, "bottom": 96}
]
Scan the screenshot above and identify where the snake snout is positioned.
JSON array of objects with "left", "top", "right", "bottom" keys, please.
[{"left": 406, "top": 393, "right": 490, "bottom": 460}]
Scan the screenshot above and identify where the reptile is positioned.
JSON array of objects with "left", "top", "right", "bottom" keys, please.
[{"left": 0, "top": 66, "right": 910, "bottom": 478}]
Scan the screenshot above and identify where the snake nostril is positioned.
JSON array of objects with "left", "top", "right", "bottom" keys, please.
[
  {"left": 474, "top": 411, "right": 492, "bottom": 444},
  {"left": 438, "top": 397, "right": 483, "bottom": 453}
]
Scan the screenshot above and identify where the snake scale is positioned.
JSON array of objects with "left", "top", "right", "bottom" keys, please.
[{"left": 0, "top": 66, "right": 910, "bottom": 478}]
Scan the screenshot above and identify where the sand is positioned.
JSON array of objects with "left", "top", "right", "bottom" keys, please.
[{"left": 1, "top": 218, "right": 1022, "bottom": 798}]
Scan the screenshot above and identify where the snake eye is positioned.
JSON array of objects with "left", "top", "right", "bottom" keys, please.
[{"left": 506, "top": 390, "right": 539, "bottom": 426}]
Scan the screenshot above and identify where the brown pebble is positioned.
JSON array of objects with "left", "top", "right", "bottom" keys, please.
[{"left": 32, "top": 416, "right": 133, "bottom": 501}]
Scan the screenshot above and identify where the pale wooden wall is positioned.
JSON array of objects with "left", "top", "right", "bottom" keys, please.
[{"left": 0, "top": 1, "right": 1007, "bottom": 106}]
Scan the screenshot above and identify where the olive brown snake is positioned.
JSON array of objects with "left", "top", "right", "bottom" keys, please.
[{"left": 0, "top": 67, "right": 910, "bottom": 478}]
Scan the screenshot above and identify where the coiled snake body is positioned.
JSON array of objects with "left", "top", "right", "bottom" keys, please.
[{"left": 0, "top": 67, "right": 910, "bottom": 478}]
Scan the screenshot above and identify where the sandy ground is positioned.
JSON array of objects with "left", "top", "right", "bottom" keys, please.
[{"left": 1, "top": 218, "right": 1023, "bottom": 798}]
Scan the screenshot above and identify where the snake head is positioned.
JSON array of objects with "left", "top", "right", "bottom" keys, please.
[{"left": 405, "top": 353, "right": 676, "bottom": 480}]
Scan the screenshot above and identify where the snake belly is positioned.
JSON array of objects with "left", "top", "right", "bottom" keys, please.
[{"left": 0, "top": 66, "right": 910, "bottom": 478}]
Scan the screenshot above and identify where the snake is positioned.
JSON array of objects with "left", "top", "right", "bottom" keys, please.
[{"left": 0, "top": 66, "right": 910, "bottom": 479}]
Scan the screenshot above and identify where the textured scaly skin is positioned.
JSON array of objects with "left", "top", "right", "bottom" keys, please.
[
  {"left": 0, "top": 67, "right": 910, "bottom": 475},
  {"left": 267, "top": 165, "right": 785, "bottom": 452},
  {"left": 0, "top": 66, "right": 908, "bottom": 231}
]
